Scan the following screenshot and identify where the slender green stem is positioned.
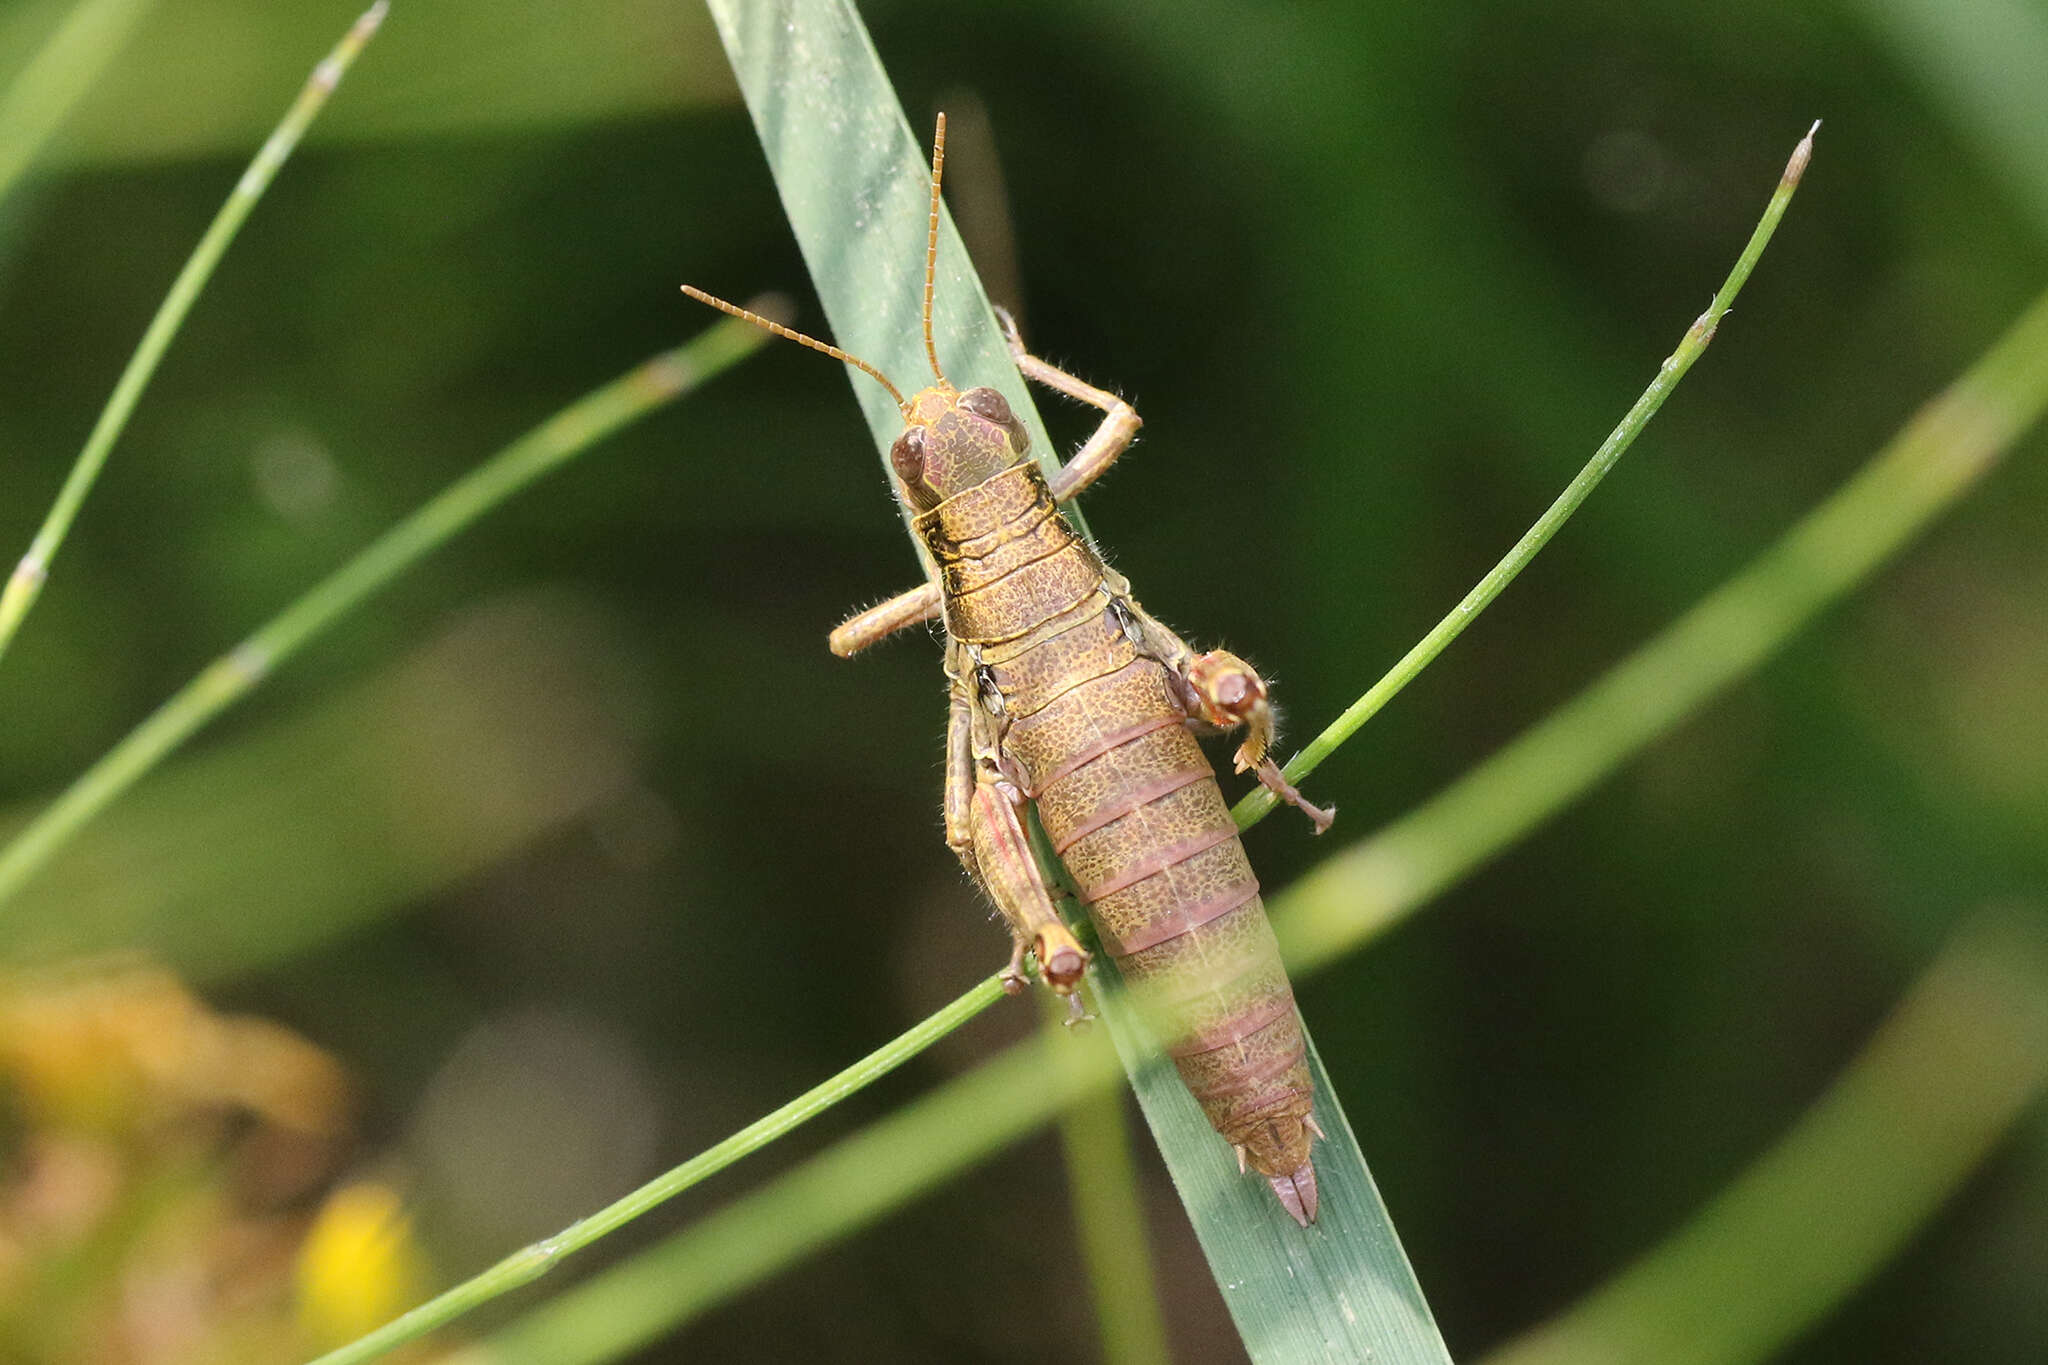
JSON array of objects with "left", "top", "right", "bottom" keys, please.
[
  {"left": 0, "top": 2, "right": 386, "bottom": 667},
  {"left": 1048, "top": 1007, "right": 1173, "bottom": 1365},
  {"left": 437, "top": 279, "right": 2048, "bottom": 1365},
  {"left": 1234, "top": 122, "right": 1820, "bottom": 830},
  {"left": 307, "top": 974, "right": 1008, "bottom": 1365},
  {"left": 1480, "top": 909, "right": 2048, "bottom": 1365},
  {"left": 1275, "top": 283, "right": 2048, "bottom": 977},
  {"left": 0, "top": 0, "right": 158, "bottom": 207},
  {"left": 454, "top": 1026, "right": 1123, "bottom": 1365},
  {"left": 0, "top": 318, "right": 770, "bottom": 913}
]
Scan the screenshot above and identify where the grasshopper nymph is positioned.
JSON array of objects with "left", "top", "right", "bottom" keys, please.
[{"left": 685, "top": 114, "right": 1334, "bottom": 1224}]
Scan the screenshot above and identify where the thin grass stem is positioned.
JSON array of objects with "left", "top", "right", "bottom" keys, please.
[
  {"left": 0, "top": 318, "right": 770, "bottom": 914},
  {"left": 1275, "top": 283, "right": 2048, "bottom": 975},
  {"left": 0, "top": 0, "right": 158, "bottom": 207},
  {"left": 305, "top": 974, "right": 1009, "bottom": 1365},
  {"left": 0, "top": 2, "right": 387, "bottom": 667},
  {"left": 426, "top": 277, "right": 2048, "bottom": 1365},
  {"left": 1234, "top": 121, "right": 1820, "bottom": 830},
  {"left": 448, "top": 1026, "right": 1121, "bottom": 1365}
]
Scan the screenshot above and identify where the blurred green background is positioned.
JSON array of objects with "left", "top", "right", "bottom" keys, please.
[{"left": 2, "top": 0, "right": 2045, "bottom": 1361}]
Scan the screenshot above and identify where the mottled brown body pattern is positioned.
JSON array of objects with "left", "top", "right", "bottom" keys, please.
[{"left": 920, "top": 462, "right": 1319, "bottom": 1207}]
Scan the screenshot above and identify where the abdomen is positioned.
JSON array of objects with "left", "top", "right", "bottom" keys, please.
[
  {"left": 999, "top": 608, "right": 1315, "bottom": 1176},
  {"left": 924, "top": 464, "right": 1317, "bottom": 1184}
]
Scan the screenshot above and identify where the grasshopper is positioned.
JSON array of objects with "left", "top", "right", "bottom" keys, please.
[{"left": 685, "top": 114, "right": 1335, "bottom": 1224}]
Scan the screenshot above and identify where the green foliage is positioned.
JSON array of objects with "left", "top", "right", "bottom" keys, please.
[{"left": 4, "top": 1, "right": 2048, "bottom": 1363}]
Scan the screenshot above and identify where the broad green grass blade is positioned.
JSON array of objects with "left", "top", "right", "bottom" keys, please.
[
  {"left": 699, "top": 2, "right": 1442, "bottom": 1359},
  {"left": 698, "top": 0, "right": 1056, "bottom": 507},
  {"left": 448, "top": 279, "right": 2048, "bottom": 1365},
  {"left": 0, "top": 0, "right": 157, "bottom": 206},
  {"left": 0, "top": 2, "right": 386, "bottom": 667},
  {"left": 1095, "top": 970, "right": 1446, "bottom": 1358},
  {"left": 1482, "top": 909, "right": 2048, "bottom": 1365}
]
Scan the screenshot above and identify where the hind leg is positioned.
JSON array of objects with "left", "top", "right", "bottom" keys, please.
[{"left": 944, "top": 689, "right": 1088, "bottom": 992}]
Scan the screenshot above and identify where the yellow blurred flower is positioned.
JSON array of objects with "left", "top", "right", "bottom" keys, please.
[
  {"left": 0, "top": 961, "right": 350, "bottom": 1135},
  {"left": 296, "top": 1180, "right": 433, "bottom": 1351},
  {"left": 0, "top": 962, "right": 435, "bottom": 1362}
]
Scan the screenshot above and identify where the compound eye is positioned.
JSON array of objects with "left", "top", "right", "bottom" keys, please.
[
  {"left": 959, "top": 386, "right": 1030, "bottom": 455},
  {"left": 889, "top": 426, "right": 939, "bottom": 510},
  {"left": 890, "top": 425, "right": 927, "bottom": 484},
  {"left": 959, "top": 386, "right": 1013, "bottom": 424}
]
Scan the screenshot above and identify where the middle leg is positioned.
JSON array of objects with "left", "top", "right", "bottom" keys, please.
[{"left": 1121, "top": 601, "right": 1335, "bottom": 834}]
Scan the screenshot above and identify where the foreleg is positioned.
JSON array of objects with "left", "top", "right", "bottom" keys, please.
[
  {"left": 830, "top": 582, "right": 941, "bottom": 657},
  {"left": 996, "top": 306, "right": 1142, "bottom": 502}
]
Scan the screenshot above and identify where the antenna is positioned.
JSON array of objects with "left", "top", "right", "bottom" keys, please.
[
  {"left": 680, "top": 286, "right": 908, "bottom": 412},
  {"left": 923, "top": 112, "right": 948, "bottom": 385}
]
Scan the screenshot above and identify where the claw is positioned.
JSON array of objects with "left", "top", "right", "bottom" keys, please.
[
  {"left": 1000, "top": 938, "right": 1030, "bottom": 996},
  {"left": 1304, "top": 1112, "right": 1327, "bottom": 1142},
  {"left": 1267, "top": 1162, "right": 1319, "bottom": 1227},
  {"left": 1235, "top": 1144, "right": 1249, "bottom": 1175},
  {"left": 993, "top": 303, "right": 1026, "bottom": 355},
  {"left": 1063, "top": 992, "right": 1095, "bottom": 1031}
]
